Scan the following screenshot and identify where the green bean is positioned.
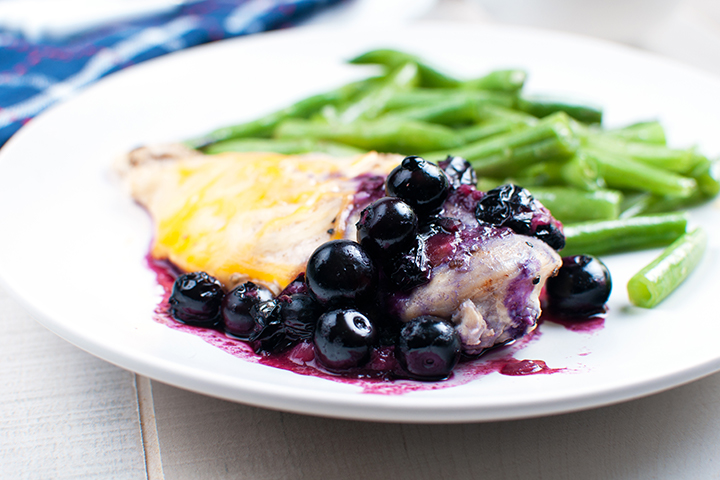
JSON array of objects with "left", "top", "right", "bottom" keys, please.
[
  {"left": 468, "top": 136, "right": 575, "bottom": 176},
  {"left": 531, "top": 187, "right": 622, "bottom": 223},
  {"left": 386, "top": 100, "right": 535, "bottom": 137},
  {"left": 516, "top": 94, "right": 602, "bottom": 124},
  {"left": 421, "top": 112, "right": 578, "bottom": 176},
  {"left": 476, "top": 172, "right": 562, "bottom": 192},
  {"left": 619, "top": 192, "right": 654, "bottom": 219},
  {"left": 474, "top": 104, "right": 538, "bottom": 125},
  {"left": 384, "top": 89, "right": 516, "bottom": 111},
  {"left": 689, "top": 156, "right": 720, "bottom": 197},
  {"left": 187, "top": 79, "right": 370, "bottom": 149},
  {"left": 190, "top": 46, "right": 717, "bottom": 248},
  {"left": 384, "top": 96, "right": 484, "bottom": 125},
  {"left": 475, "top": 177, "right": 504, "bottom": 192},
  {"left": 274, "top": 118, "right": 463, "bottom": 154},
  {"left": 350, "top": 49, "right": 526, "bottom": 92},
  {"left": 512, "top": 161, "right": 566, "bottom": 186},
  {"left": 559, "top": 153, "right": 606, "bottom": 190},
  {"left": 336, "top": 62, "right": 419, "bottom": 124},
  {"left": 204, "top": 138, "right": 363, "bottom": 156},
  {"left": 461, "top": 69, "right": 527, "bottom": 92},
  {"left": 631, "top": 191, "right": 708, "bottom": 216},
  {"left": 348, "top": 49, "right": 461, "bottom": 88},
  {"left": 561, "top": 212, "right": 688, "bottom": 257},
  {"left": 627, "top": 228, "right": 707, "bottom": 308},
  {"left": 619, "top": 189, "right": 716, "bottom": 218},
  {"left": 584, "top": 148, "right": 697, "bottom": 198},
  {"left": 605, "top": 121, "right": 666, "bottom": 145},
  {"left": 458, "top": 120, "right": 527, "bottom": 144},
  {"left": 584, "top": 134, "right": 701, "bottom": 174},
  {"left": 471, "top": 179, "right": 622, "bottom": 223},
  {"left": 475, "top": 162, "right": 569, "bottom": 189}
]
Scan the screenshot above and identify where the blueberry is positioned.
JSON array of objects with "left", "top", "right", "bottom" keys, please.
[
  {"left": 386, "top": 156, "right": 449, "bottom": 216},
  {"left": 306, "top": 240, "right": 376, "bottom": 305},
  {"left": 475, "top": 184, "right": 534, "bottom": 235},
  {"left": 420, "top": 216, "right": 462, "bottom": 236},
  {"left": 250, "top": 299, "right": 296, "bottom": 354},
  {"left": 534, "top": 222, "right": 566, "bottom": 251},
  {"left": 278, "top": 273, "right": 309, "bottom": 296},
  {"left": 279, "top": 293, "right": 322, "bottom": 341},
  {"left": 396, "top": 316, "right": 461, "bottom": 381},
  {"left": 546, "top": 255, "right": 612, "bottom": 316},
  {"left": 385, "top": 239, "right": 431, "bottom": 291},
  {"left": 476, "top": 184, "right": 566, "bottom": 250},
  {"left": 356, "top": 197, "right": 418, "bottom": 258},
  {"left": 169, "top": 272, "right": 224, "bottom": 326},
  {"left": 221, "top": 282, "right": 274, "bottom": 338},
  {"left": 313, "top": 309, "right": 376, "bottom": 371},
  {"left": 439, "top": 155, "right": 477, "bottom": 188}
]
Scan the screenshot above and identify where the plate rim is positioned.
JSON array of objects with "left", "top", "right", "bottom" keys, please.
[{"left": 2, "top": 21, "right": 720, "bottom": 423}]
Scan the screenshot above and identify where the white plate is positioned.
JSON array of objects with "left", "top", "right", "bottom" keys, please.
[{"left": 1, "top": 23, "right": 720, "bottom": 423}]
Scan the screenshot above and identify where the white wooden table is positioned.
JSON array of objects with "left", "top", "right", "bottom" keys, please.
[{"left": 4, "top": 1, "right": 720, "bottom": 478}]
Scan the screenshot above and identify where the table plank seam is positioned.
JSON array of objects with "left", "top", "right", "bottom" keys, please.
[{"left": 136, "top": 374, "right": 165, "bottom": 480}]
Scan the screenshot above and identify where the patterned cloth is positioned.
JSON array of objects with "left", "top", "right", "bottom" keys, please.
[{"left": 0, "top": 0, "right": 343, "bottom": 147}]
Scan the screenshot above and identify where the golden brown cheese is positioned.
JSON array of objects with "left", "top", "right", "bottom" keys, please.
[{"left": 118, "top": 144, "right": 401, "bottom": 290}]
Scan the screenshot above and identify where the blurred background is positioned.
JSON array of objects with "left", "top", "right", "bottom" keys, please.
[
  {"left": 437, "top": 0, "right": 720, "bottom": 76},
  {"left": 2, "top": 0, "right": 720, "bottom": 148},
  {"left": 1, "top": 0, "right": 718, "bottom": 45}
]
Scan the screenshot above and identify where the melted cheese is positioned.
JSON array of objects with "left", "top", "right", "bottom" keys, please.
[{"left": 121, "top": 148, "right": 400, "bottom": 289}]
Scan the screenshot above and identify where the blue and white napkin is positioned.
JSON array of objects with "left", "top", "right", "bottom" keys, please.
[{"left": 0, "top": 0, "right": 344, "bottom": 147}]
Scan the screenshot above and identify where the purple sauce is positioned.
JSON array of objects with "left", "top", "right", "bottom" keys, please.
[
  {"left": 347, "top": 174, "right": 386, "bottom": 228},
  {"left": 147, "top": 255, "right": 575, "bottom": 393},
  {"left": 539, "top": 290, "right": 607, "bottom": 333},
  {"left": 498, "top": 359, "right": 563, "bottom": 376},
  {"left": 504, "top": 261, "right": 541, "bottom": 329},
  {"left": 144, "top": 174, "right": 602, "bottom": 393},
  {"left": 541, "top": 312, "right": 606, "bottom": 333}
]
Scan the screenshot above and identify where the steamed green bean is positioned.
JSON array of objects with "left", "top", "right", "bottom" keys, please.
[
  {"left": 461, "top": 69, "right": 527, "bottom": 92},
  {"left": 348, "top": 49, "right": 461, "bottom": 88},
  {"left": 531, "top": 187, "right": 622, "bottom": 223},
  {"left": 561, "top": 213, "right": 688, "bottom": 257},
  {"left": 605, "top": 121, "right": 666, "bottom": 145},
  {"left": 179, "top": 47, "right": 720, "bottom": 312},
  {"left": 188, "top": 79, "right": 370, "bottom": 149},
  {"left": 204, "top": 138, "right": 363, "bottom": 156},
  {"left": 275, "top": 118, "right": 463, "bottom": 154},
  {"left": 584, "top": 149, "right": 697, "bottom": 198},
  {"left": 422, "top": 112, "right": 578, "bottom": 175},
  {"left": 584, "top": 134, "right": 702, "bottom": 174},
  {"left": 516, "top": 94, "right": 603, "bottom": 124},
  {"left": 336, "top": 62, "right": 419, "bottom": 124},
  {"left": 627, "top": 228, "right": 707, "bottom": 308},
  {"left": 383, "top": 89, "right": 516, "bottom": 111}
]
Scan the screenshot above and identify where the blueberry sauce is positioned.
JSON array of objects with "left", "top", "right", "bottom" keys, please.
[
  {"left": 148, "top": 253, "right": 579, "bottom": 393},
  {"left": 498, "top": 359, "right": 562, "bottom": 376},
  {"left": 143, "top": 158, "right": 608, "bottom": 393},
  {"left": 504, "top": 262, "right": 542, "bottom": 329},
  {"left": 539, "top": 289, "right": 607, "bottom": 334},
  {"left": 349, "top": 174, "right": 386, "bottom": 222},
  {"left": 540, "top": 311, "right": 606, "bottom": 334}
]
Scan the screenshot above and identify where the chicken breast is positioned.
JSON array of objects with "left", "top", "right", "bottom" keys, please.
[
  {"left": 118, "top": 145, "right": 562, "bottom": 354},
  {"left": 397, "top": 233, "right": 560, "bottom": 355},
  {"left": 117, "top": 144, "right": 400, "bottom": 290}
]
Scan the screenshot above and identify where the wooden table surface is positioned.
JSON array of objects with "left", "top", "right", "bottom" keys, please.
[{"left": 4, "top": 1, "right": 720, "bottom": 478}]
